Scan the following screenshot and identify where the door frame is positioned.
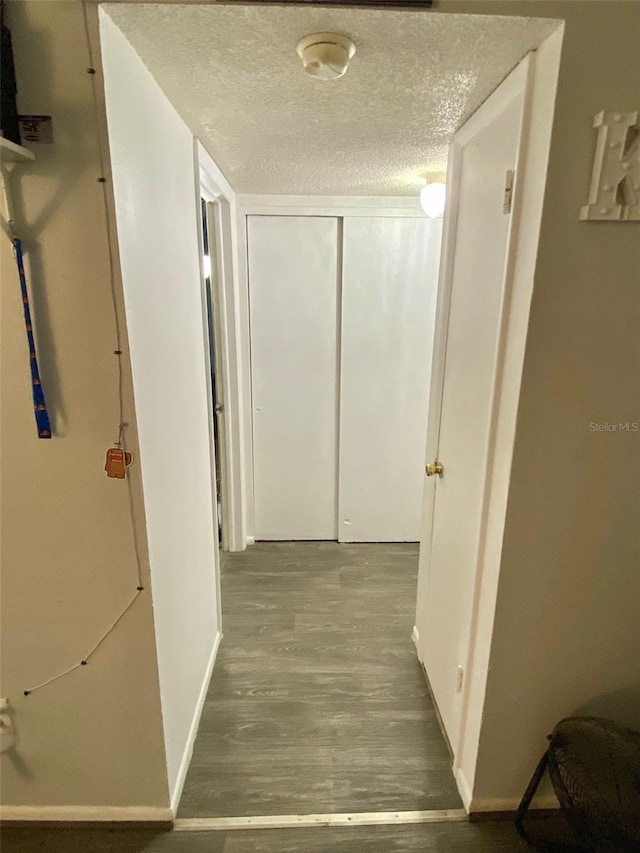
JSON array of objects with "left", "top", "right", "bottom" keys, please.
[
  {"left": 196, "top": 140, "right": 247, "bottom": 553},
  {"left": 414, "top": 28, "right": 564, "bottom": 810},
  {"left": 202, "top": 199, "right": 231, "bottom": 551}
]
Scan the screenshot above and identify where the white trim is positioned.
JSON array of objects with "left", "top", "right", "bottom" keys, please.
[
  {"left": 454, "top": 767, "right": 473, "bottom": 812},
  {"left": 192, "top": 141, "right": 224, "bottom": 635},
  {"left": 198, "top": 142, "right": 234, "bottom": 202},
  {"left": 234, "top": 204, "right": 254, "bottom": 547},
  {"left": 0, "top": 806, "right": 173, "bottom": 822},
  {"left": 169, "top": 630, "right": 221, "bottom": 815},
  {"left": 174, "top": 809, "right": 468, "bottom": 831},
  {"left": 198, "top": 141, "right": 248, "bottom": 552},
  {"left": 246, "top": 535, "right": 255, "bottom": 545},
  {"left": 206, "top": 199, "right": 233, "bottom": 555},
  {"left": 237, "top": 194, "right": 425, "bottom": 219}
]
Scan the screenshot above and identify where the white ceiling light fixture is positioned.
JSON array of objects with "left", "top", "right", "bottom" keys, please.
[
  {"left": 296, "top": 33, "right": 356, "bottom": 81},
  {"left": 420, "top": 176, "right": 447, "bottom": 218}
]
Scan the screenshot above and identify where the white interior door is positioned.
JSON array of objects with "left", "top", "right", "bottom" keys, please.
[
  {"left": 248, "top": 215, "right": 339, "bottom": 540},
  {"left": 339, "top": 217, "right": 440, "bottom": 542},
  {"left": 416, "top": 58, "right": 530, "bottom": 756}
]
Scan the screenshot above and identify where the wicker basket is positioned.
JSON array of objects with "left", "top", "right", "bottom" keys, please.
[{"left": 516, "top": 717, "right": 640, "bottom": 851}]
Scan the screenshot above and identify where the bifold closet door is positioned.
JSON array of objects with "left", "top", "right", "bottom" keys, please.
[
  {"left": 338, "top": 217, "right": 439, "bottom": 542},
  {"left": 248, "top": 215, "right": 339, "bottom": 540}
]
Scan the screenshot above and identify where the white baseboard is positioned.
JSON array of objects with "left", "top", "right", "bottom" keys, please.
[
  {"left": 246, "top": 535, "right": 255, "bottom": 545},
  {"left": 169, "top": 630, "right": 221, "bottom": 815},
  {"left": 454, "top": 767, "right": 473, "bottom": 812},
  {"left": 0, "top": 805, "right": 173, "bottom": 822}
]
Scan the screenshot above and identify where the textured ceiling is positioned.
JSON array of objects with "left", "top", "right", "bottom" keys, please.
[{"left": 102, "top": 4, "right": 559, "bottom": 196}]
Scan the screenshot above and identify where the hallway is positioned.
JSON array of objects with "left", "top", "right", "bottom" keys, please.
[{"left": 179, "top": 542, "right": 461, "bottom": 817}]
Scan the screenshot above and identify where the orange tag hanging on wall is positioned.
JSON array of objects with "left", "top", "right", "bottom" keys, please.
[{"left": 104, "top": 448, "right": 133, "bottom": 479}]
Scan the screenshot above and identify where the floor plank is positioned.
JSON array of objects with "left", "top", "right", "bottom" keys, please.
[{"left": 179, "top": 542, "right": 461, "bottom": 817}]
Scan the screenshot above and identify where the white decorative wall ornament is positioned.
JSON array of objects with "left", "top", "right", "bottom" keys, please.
[{"left": 580, "top": 110, "right": 640, "bottom": 221}]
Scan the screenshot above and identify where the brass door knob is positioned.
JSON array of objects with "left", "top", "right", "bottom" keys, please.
[{"left": 426, "top": 461, "right": 444, "bottom": 477}]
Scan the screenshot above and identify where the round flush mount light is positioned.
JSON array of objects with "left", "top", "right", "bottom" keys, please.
[
  {"left": 296, "top": 32, "right": 356, "bottom": 81},
  {"left": 420, "top": 180, "right": 447, "bottom": 219}
]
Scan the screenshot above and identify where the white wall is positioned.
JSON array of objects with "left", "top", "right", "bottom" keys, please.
[
  {"left": 0, "top": 1, "right": 169, "bottom": 818},
  {"left": 100, "top": 11, "right": 220, "bottom": 808},
  {"left": 437, "top": 0, "right": 640, "bottom": 811}
]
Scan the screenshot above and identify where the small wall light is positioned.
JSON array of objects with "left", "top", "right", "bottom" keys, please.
[{"left": 420, "top": 180, "right": 446, "bottom": 218}]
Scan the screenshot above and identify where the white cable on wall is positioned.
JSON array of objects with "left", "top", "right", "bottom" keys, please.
[{"left": 23, "top": 2, "right": 146, "bottom": 696}]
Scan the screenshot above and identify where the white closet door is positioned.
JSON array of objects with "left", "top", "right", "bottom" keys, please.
[
  {"left": 339, "top": 217, "right": 439, "bottom": 542},
  {"left": 248, "top": 215, "right": 339, "bottom": 540}
]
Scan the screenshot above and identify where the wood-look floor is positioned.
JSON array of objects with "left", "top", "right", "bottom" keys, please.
[
  {"left": 3, "top": 542, "right": 569, "bottom": 851},
  {"left": 178, "top": 541, "right": 461, "bottom": 817}
]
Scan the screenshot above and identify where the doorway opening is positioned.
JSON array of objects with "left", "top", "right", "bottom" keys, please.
[{"left": 99, "top": 2, "right": 564, "bottom": 820}]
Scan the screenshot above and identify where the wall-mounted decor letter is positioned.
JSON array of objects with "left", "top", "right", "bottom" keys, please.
[{"left": 580, "top": 111, "right": 640, "bottom": 221}]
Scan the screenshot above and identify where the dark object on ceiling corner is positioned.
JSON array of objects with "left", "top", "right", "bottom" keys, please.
[{"left": 1, "top": 0, "right": 22, "bottom": 146}]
